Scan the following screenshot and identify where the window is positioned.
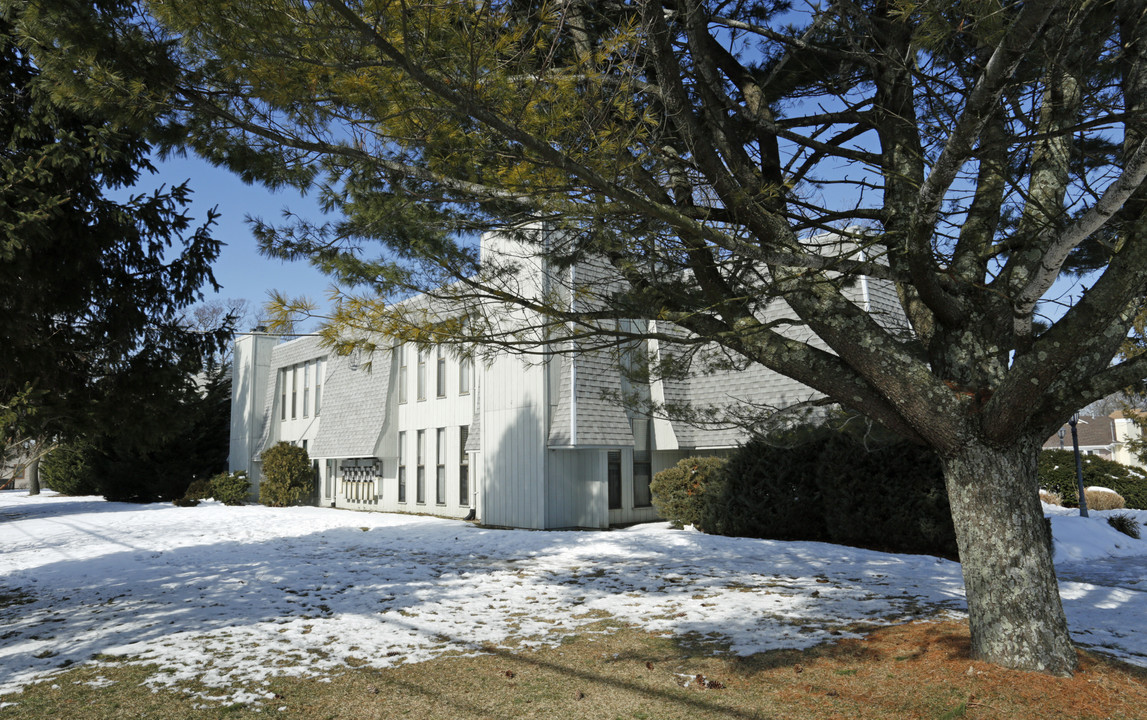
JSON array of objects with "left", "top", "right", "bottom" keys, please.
[
  {"left": 607, "top": 451, "right": 622, "bottom": 510},
  {"left": 303, "top": 361, "right": 310, "bottom": 417},
  {"left": 459, "top": 426, "right": 469, "bottom": 506},
  {"left": 416, "top": 430, "right": 426, "bottom": 503},
  {"left": 325, "top": 459, "right": 335, "bottom": 500},
  {"left": 280, "top": 369, "right": 287, "bottom": 420},
  {"left": 398, "top": 344, "right": 408, "bottom": 404},
  {"left": 315, "top": 359, "right": 323, "bottom": 415},
  {"left": 633, "top": 418, "right": 652, "bottom": 507},
  {"left": 633, "top": 460, "right": 652, "bottom": 507},
  {"left": 436, "top": 346, "right": 446, "bottom": 397},
  {"left": 417, "top": 348, "right": 427, "bottom": 401},
  {"left": 291, "top": 366, "right": 298, "bottom": 419},
  {"left": 397, "top": 431, "right": 407, "bottom": 503},
  {"left": 459, "top": 355, "right": 471, "bottom": 395},
  {"left": 436, "top": 428, "right": 446, "bottom": 504}
]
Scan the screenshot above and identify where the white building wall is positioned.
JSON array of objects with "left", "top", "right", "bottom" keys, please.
[
  {"left": 1112, "top": 417, "right": 1146, "bottom": 469},
  {"left": 228, "top": 230, "right": 896, "bottom": 530},
  {"left": 480, "top": 353, "right": 547, "bottom": 528},
  {"left": 373, "top": 346, "right": 476, "bottom": 518},
  {"left": 228, "top": 333, "right": 277, "bottom": 481},
  {"left": 545, "top": 449, "right": 608, "bottom": 529}
]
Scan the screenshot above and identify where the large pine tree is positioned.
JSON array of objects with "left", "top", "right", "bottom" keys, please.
[
  {"left": 0, "top": 10, "right": 228, "bottom": 493},
  {"left": 16, "top": 0, "right": 1147, "bottom": 675}
]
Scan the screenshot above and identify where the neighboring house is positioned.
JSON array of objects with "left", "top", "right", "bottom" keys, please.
[
  {"left": 229, "top": 231, "right": 905, "bottom": 529},
  {"left": 1042, "top": 414, "right": 1146, "bottom": 469},
  {"left": 0, "top": 455, "right": 29, "bottom": 491}
]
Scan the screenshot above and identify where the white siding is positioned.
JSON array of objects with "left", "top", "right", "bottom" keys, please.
[
  {"left": 545, "top": 450, "right": 608, "bottom": 529},
  {"left": 480, "top": 353, "right": 547, "bottom": 528},
  {"left": 228, "top": 333, "right": 277, "bottom": 487}
]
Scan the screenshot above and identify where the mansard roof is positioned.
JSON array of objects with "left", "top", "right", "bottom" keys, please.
[{"left": 310, "top": 348, "right": 392, "bottom": 458}]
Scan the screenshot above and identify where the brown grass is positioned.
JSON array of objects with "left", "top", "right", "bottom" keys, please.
[
  {"left": 1085, "top": 488, "right": 1126, "bottom": 511},
  {"left": 1039, "top": 489, "right": 1063, "bottom": 506},
  {"left": 1, "top": 619, "right": 1144, "bottom": 720}
]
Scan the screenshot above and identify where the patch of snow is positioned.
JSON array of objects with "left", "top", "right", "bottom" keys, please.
[{"left": 1, "top": 490, "right": 1144, "bottom": 707}]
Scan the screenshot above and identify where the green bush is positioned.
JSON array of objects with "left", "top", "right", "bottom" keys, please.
[
  {"left": 211, "top": 470, "right": 250, "bottom": 506},
  {"left": 696, "top": 417, "right": 959, "bottom": 558},
  {"left": 40, "top": 441, "right": 101, "bottom": 496},
  {"left": 183, "top": 478, "right": 213, "bottom": 502},
  {"left": 1037, "top": 450, "right": 1147, "bottom": 509},
  {"left": 172, "top": 496, "right": 200, "bottom": 507},
  {"left": 259, "top": 443, "right": 314, "bottom": 507},
  {"left": 697, "top": 426, "right": 829, "bottom": 542},
  {"left": 816, "top": 430, "right": 957, "bottom": 558},
  {"left": 650, "top": 456, "right": 726, "bottom": 529}
]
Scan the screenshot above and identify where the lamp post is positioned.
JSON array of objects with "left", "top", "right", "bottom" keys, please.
[{"left": 1068, "top": 414, "right": 1089, "bottom": 518}]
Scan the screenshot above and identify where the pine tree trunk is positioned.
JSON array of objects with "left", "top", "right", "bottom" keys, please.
[
  {"left": 27, "top": 455, "right": 40, "bottom": 496},
  {"left": 942, "top": 438, "right": 1077, "bottom": 675}
]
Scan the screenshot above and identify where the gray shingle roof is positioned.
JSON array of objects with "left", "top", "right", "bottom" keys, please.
[
  {"left": 1042, "top": 416, "right": 1116, "bottom": 449},
  {"left": 310, "top": 348, "right": 393, "bottom": 458},
  {"left": 547, "top": 348, "right": 634, "bottom": 448},
  {"left": 656, "top": 303, "right": 825, "bottom": 449},
  {"left": 573, "top": 349, "right": 634, "bottom": 446},
  {"left": 548, "top": 354, "right": 574, "bottom": 446}
]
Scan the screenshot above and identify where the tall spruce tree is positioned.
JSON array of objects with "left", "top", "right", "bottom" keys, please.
[
  {"left": 15, "top": 0, "right": 1147, "bottom": 675},
  {"left": 0, "top": 9, "right": 228, "bottom": 493}
]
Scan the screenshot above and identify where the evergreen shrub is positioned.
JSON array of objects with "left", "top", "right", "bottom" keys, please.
[
  {"left": 697, "top": 426, "right": 828, "bottom": 542},
  {"left": 211, "top": 470, "right": 250, "bottom": 506},
  {"left": 816, "top": 430, "right": 957, "bottom": 558},
  {"left": 650, "top": 456, "right": 725, "bottom": 528},
  {"left": 183, "top": 478, "right": 213, "bottom": 501},
  {"left": 40, "top": 441, "right": 100, "bottom": 496},
  {"left": 95, "top": 444, "right": 195, "bottom": 503},
  {"left": 259, "top": 443, "right": 313, "bottom": 507},
  {"left": 696, "top": 417, "right": 959, "bottom": 558},
  {"left": 1037, "top": 450, "right": 1147, "bottom": 509}
]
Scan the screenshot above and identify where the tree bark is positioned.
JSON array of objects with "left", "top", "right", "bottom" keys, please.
[
  {"left": 942, "top": 438, "right": 1077, "bottom": 675},
  {"left": 27, "top": 455, "right": 40, "bottom": 496}
]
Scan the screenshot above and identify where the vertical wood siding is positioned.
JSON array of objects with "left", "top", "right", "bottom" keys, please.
[{"left": 480, "top": 354, "right": 546, "bottom": 528}]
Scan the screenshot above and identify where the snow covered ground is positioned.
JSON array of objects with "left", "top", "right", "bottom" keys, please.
[{"left": 1, "top": 491, "right": 1144, "bottom": 707}]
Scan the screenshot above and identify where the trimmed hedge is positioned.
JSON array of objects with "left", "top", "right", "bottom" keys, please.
[
  {"left": 691, "top": 419, "right": 958, "bottom": 559},
  {"left": 259, "top": 443, "right": 314, "bottom": 507},
  {"left": 650, "top": 456, "right": 726, "bottom": 529},
  {"left": 1037, "top": 450, "right": 1147, "bottom": 509}
]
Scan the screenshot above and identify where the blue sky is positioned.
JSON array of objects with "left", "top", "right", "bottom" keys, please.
[{"left": 154, "top": 154, "right": 337, "bottom": 330}]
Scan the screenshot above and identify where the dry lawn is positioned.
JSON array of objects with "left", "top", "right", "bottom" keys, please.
[{"left": 2, "top": 619, "right": 1145, "bottom": 720}]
